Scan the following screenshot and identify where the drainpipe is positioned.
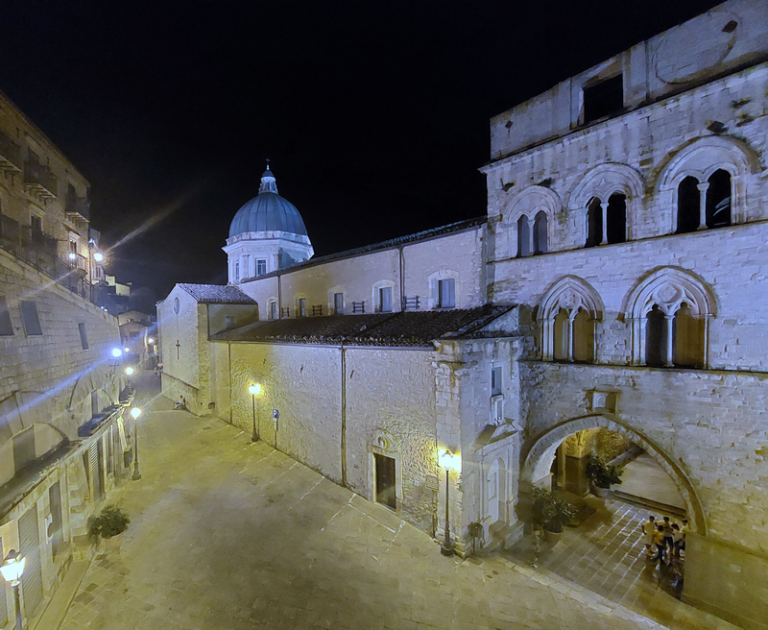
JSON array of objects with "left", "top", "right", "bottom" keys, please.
[
  {"left": 399, "top": 246, "right": 405, "bottom": 311},
  {"left": 277, "top": 273, "right": 282, "bottom": 318},
  {"left": 340, "top": 342, "right": 347, "bottom": 487},
  {"left": 227, "top": 341, "right": 233, "bottom": 425}
]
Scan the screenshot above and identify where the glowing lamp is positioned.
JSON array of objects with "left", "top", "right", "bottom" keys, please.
[
  {"left": 124, "top": 366, "right": 134, "bottom": 376},
  {"left": 93, "top": 252, "right": 104, "bottom": 262},
  {"left": 124, "top": 347, "right": 130, "bottom": 352},
  {"left": 68, "top": 252, "right": 77, "bottom": 260},
  {"left": 0, "top": 550, "right": 25, "bottom": 585},
  {"left": 130, "top": 407, "right": 142, "bottom": 420},
  {"left": 248, "top": 383, "right": 262, "bottom": 396},
  {"left": 147, "top": 337, "right": 154, "bottom": 344},
  {"left": 111, "top": 348, "right": 123, "bottom": 358},
  {"left": 439, "top": 450, "right": 460, "bottom": 472}
]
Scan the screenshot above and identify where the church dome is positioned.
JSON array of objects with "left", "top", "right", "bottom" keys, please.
[{"left": 228, "top": 167, "right": 308, "bottom": 238}]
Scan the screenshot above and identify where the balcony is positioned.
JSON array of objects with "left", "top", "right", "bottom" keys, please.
[
  {"left": 0, "top": 131, "right": 21, "bottom": 173},
  {"left": 24, "top": 161, "right": 57, "bottom": 200},
  {"left": 65, "top": 194, "right": 90, "bottom": 221},
  {"left": 0, "top": 214, "right": 101, "bottom": 305}
]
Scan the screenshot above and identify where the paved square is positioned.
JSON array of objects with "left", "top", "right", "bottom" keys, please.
[{"left": 56, "top": 382, "right": 735, "bottom": 630}]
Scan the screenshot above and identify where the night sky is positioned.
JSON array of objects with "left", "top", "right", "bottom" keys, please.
[{"left": 0, "top": 0, "right": 721, "bottom": 298}]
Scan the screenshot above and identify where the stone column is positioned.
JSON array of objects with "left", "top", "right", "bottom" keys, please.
[
  {"left": 697, "top": 181, "right": 709, "bottom": 230},
  {"left": 600, "top": 201, "right": 608, "bottom": 244},
  {"left": 567, "top": 315, "right": 575, "bottom": 362},
  {"left": 664, "top": 314, "right": 675, "bottom": 367},
  {"left": 527, "top": 216, "right": 535, "bottom": 256}
]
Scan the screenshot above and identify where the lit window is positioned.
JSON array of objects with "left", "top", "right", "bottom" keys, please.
[
  {"left": 334, "top": 293, "right": 344, "bottom": 315},
  {"left": 257, "top": 259, "right": 267, "bottom": 276},
  {"left": 437, "top": 279, "right": 455, "bottom": 309},
  {"left": 379, "top": 287, "right": 393, "bottom": 312}
]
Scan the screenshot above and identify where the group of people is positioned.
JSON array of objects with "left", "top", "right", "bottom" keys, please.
[{"left": 642, "top": 515, "right": 687, "bottom": 563}]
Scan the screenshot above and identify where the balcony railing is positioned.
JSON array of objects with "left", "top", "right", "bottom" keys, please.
[
  {"left": 0, "top": 213, "right": 102, "bottom": 305},
  {"left": 24, "top": 161, "right": 58, "bottom": 199},
  {"left": 0, "top": 131, "right": 21, "bottom": 172}
]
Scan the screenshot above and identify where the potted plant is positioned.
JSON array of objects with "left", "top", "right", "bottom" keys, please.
[
  {"left": 585, "top": 455, "right": 623, "bottom": 498},
  {"left": 531, "top": 488, "right": 575, "bottom": 542},
  {"left": 88, "top": 505, "right": 130, "bottom": 551}
]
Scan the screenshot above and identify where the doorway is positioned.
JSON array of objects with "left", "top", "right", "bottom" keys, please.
[{"left": 374, "top": 453, "right": 396, "bottom": 509}]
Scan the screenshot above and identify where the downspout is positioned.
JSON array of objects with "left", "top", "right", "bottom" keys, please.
[
  {"left": 399, "top": 246, "right": 405, "bottom": 311},
  {"left": 227, "top": 341, "right": 233, "bottom": 425},
  {"left": 340, "top": 342, "right": 347, "bottom": 487},
  {"left": 277, "top": 273, "right": 282, "bottom": 318}
]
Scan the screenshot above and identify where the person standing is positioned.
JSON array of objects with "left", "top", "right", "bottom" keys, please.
[
  {"left": 672, "top": 523, "right": 683, "bottom": 558},
  {"left": 662, "top": 516, "right": 675, "bottom": 553},
  {"left": 641, "top": 515, "right": 656, "bottom": 558},
  {"left": 652, "top": 525, "right": 667, "bottom": 563}
]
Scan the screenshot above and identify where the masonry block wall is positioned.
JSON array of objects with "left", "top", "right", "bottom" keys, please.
[
  {"left": 0, "top": 250, "right": 121, "bottom": 482},
  {"left": 238, "top": 224, "right": 486, "bottom": 319}
]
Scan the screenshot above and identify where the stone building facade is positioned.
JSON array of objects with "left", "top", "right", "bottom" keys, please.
[
  {"left": 160, "top": 2, "right": 768, "bottom": 626},
  {"left": 0, "top": 92, "right": 127, "bottom": 629}
]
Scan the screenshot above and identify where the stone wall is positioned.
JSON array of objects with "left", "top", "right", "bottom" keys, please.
[
  {"left": 489, "top": 0, "right": 768, "bottom": 158},
  {"left": 0, "top": 249, "right": 121, "bottom": 450},
  {"left": 238, "top": 224, "right": 486, "bottom": 318}
]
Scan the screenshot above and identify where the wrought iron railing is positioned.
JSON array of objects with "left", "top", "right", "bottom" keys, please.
[{"left": 24, "top": 160, "right": 58, "bottom": 196}]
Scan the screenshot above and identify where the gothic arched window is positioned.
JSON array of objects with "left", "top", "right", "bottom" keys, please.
[
  {"left": 586, "top": 198, "right": 602, "bottom": 248},
  {"left": 533, "top": 211, "right": 548, "bottom": 254},
  {"left": 673, "top": 303, "right": 703, "bottom": 368},
  {"left": 606, "top": 193, "right": 626, "bottom": 244},
  {"left": 553, "top": 309, "right": 569, "bottom": 361},
  {"left": 706, "top": 169, "right": 731, "bottom": 228},
  {"left": 517, "top": 215, "right": 531, "bottom": 257},
  {"left": 572, "top": 308, "right": 594, "bottom": 363},
  {"left": 677, "top": 176, "right": 700, "bottom": 234},
  {"left": 645, "top": 305, "right": 666, "bottom": 367}
]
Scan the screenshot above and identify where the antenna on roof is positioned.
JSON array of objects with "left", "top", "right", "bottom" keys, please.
[{"left": 265, "top": 158, "right": 271, "bottom": 171}]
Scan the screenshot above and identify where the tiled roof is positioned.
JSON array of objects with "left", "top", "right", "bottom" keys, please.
[
  {"left": 240, "top": 216, "right": 486, "bottom": 283},
  {"left": 210, "top": 304, "right": 515, "bottom": 347},
  {"left": 178, "top": 284, "right": 257, "bottom": 304}
]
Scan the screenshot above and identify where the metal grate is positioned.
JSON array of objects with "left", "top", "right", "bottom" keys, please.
[
  {"left": 352, "top": 301, "right": 365, "bottom": 314},
  {"left": 404, "top": 296, "right": 420, "bottom": 311}
]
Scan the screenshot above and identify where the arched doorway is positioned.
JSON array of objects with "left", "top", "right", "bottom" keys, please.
[{"left": 521, "top": 414, "right": 706, "bottom": 535}]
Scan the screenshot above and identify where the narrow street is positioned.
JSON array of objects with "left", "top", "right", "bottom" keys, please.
[{"left": 55, "top": 374, "right": 732, "bottom": 630}]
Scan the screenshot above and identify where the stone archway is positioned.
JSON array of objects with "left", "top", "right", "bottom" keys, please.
[{"left": 521, "top": 413, "right": 707, "bottom": 535}]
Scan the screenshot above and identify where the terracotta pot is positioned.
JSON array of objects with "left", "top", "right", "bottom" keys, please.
[
  {"left": 544, "top": 528, "right": 562, "bottom": 544},
  {"left": 103, "top": 532, "right": 125, "bottom": 552},
  {"left": 593, "top": 485, "right": 611, "bottom": 499}
]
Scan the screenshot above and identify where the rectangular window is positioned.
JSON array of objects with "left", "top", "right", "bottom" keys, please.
[
  {"left": 234, "top": 262, "right": 240, "bottom": 281},
  {"left": 583, "top": 74, "right": 623, "bottom": 124},
  {"left": 334, "top": 293, "right": 344, "bottom": 315},
  {"left": 20, "top": 300, "right": 42, "bottom": 336},
  {"left": 298, "top": 298, "right": 306, "bottom": 317},
  {"left": 491, "top": 367, "right": 502, "bottom": 396},
  {"left": 379, "top": 287, "right": 393, "bottom": 312},
  {"left": 437, "top": 279, "right": 455, "bottom": 308},
  {"left": 257, "top": 259, "right": 267, "bottom": 276},
  {"left": 31, "top": 215, "right": 42, "bottom": 233},
  {"left": 0, "top": 296, "right": 13, "bottom": 336},
  {"left": 78, "top": 323, "right": 89, "bottom": 349},
  {"left": 269, "top": 301, "right": 277, "bottom": 320}
]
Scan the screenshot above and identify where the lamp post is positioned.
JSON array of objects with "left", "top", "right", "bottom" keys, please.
[
  {"left": 130, "top": 407, "right": 142, "bottom": 480},
  {"left": 248, "top": 383, "right": 262, "bottom": 442},
  {"left": 1, "top": 549, "right": 26, "bottom": 630},
  {"left": 124, "top": 366, "right": 134, "bottom": 391},
  {"left": 438, "top": 450, "right": 460, "bottom": 557}
]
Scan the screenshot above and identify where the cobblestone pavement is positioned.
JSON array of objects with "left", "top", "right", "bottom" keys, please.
[
  {"left": 57, "top": 380, "right": 734, "bottom": 630},
  {"left": 508, "top": 499, "right": 721, "bottom": 630}
]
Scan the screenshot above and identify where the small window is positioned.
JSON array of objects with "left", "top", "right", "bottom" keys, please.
[
  {"left": 586, "top": 197, "right": 602, "bottom": 248},
  {"left": 269, "top": 301, "right": 278, "bottom": 320},
  {"left": 437, "top": 279, "right": 455, "bottom": 309},
  {"left": 334, "top": 293, "right": 344, "bottom": 315},
  {"left": 553, "top": 308, "right": 569, "bottom": 361},
  {"left": 298, "top": 298, "right": 306, "bottom": 317},
  {"left": 257, "top": 259, "right": 267, "bottom": 276},
  {"left": 583, "top": 75, "right": 623, "bottom": 124},
  {"left": 677, "top": 176, "right": 701, "bottom": 234},
  {"left": 491, "top": 367, "right": 502, "bottom": 396},
  {"left": 78, "top": 323, "right": 89, "bottom": 349},
  {"left": 234, "top": 262, "right": 240, "bottom": 282},
  {"left": 20, "top": 300, "right": 42, "bottom": 336},
  {"left": 0, "top": 296, "right": 13, "bottom": 336},
  {"left": 533, "top": 211, "right": 548, "bottom": 254},
  {"left": 173, "top": 297, "right": 180, "bottom": 314},
  {"left": 379, "top": 287, "right": 393, "bottom": 312},
  {"left": 606, "top": 194, "right": 627, "bottom": 244},
  {"left": 31, "top": 215, "right": 42, "bottom": 232},
  {"left": 225, "top": 316, "right": 236, "bottom": 328},
  {"left": 645, "top": 305, "right": 667, "bottom": 367},
  {"left": 706, "top": 169, "right": 731, "bottom": 228}
]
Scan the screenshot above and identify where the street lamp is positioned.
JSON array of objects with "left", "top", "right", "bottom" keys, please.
[
  {"left": 1, "top": 549, "right": 26, "bottom": 630},
  {"left": 248, "top": 383, "right": 263, "bottom": 442},
  {"left": 439, "top": 449, "right": 460, "bottom": 557},
  {"left": 111, "top": 348, "right": 122, "bottom": 358},
  {"left": 124, "top": 366, "right": 134, "bottom": 376},
  {"left": 130, "top": 407, "right": 142, "bottom": 480}
]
